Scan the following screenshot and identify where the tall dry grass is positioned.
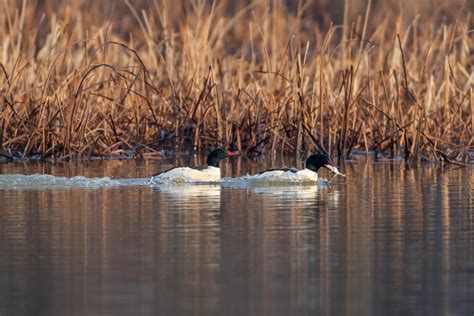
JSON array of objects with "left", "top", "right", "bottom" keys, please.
[{"left": 0, "top": 0, "right": 472, "bottom": 163}]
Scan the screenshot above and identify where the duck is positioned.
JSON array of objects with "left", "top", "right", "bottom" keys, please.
[
  {"left": 252, "top": 153, "right": 344, "bottom": 183},
  {"left": 149, "top": 148, "right": 239, "bottom": 183}
]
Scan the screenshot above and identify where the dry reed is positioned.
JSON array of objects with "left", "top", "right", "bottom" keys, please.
[{"left": 0, "top": 0, "right": 472, "bottom": 163}]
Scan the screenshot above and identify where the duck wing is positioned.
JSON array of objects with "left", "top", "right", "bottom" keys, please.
[{"left": 257, "top": 167, "right": 298, "bottom": 175}]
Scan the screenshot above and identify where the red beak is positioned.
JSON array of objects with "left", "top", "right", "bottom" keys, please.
[{"left": 227, "top": 151, "right": 240, "bottom": 157}]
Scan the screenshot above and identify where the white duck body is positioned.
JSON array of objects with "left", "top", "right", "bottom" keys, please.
[
  {"left": 245, "top": 153, "right": 343, "bottom": 185},
  {"left": 246, "top": 167, "right": 319, "bottom": 184},
  {"left": 149, "top": 166, "right": 221, "bottom": 184},
  {"left": 148, "top": 148, "right": 238, "bottom": 184}
]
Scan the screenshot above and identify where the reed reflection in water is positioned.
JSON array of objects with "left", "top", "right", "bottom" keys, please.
[{"left": 0, "top": 160, "right": 473, "bottom": 315}]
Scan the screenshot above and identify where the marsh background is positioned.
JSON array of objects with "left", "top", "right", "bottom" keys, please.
[{"left": 0, "top": 0, "right": 472, "bottom": 161}]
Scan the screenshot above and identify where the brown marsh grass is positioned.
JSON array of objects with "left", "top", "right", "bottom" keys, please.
[{"left": 0, "top": 0, "right": 472, "bottom": 163}]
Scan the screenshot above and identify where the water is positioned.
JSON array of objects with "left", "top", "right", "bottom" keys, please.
[{"left": 0, "top": 157, "right": 473, "bottom": 316}]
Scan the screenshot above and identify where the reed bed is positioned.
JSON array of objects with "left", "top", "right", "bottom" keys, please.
[{"left": 0, "top": 0, "right": 472, "bottom": 163}]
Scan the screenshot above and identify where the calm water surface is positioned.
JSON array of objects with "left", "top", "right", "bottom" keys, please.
[{"left": 0, "top": 157, "right": 473, "bottom": 316}]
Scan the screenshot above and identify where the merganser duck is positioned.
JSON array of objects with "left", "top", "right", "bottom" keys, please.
[
  {"left": 252, "top": 153, "right": 344, "bottom": 183},
  {"left": 149, "top": 148, "right": 239, "bottom": 183}
]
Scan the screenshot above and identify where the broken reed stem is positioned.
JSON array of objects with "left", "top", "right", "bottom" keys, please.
[{"left": 471, "top": 88, "right": 474, "bottom": 138}]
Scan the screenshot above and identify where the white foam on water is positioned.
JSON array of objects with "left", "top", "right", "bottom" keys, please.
[
  {"left": 0, "top": 174, "right": 149, "bottom": 189},
  {"left": 0, "top": 173, "right": 335, "bottom": 190}
]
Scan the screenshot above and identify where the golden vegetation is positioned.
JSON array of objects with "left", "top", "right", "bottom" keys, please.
[{"left": 0, "top": 0, "right": 472, "bottom": 162}]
